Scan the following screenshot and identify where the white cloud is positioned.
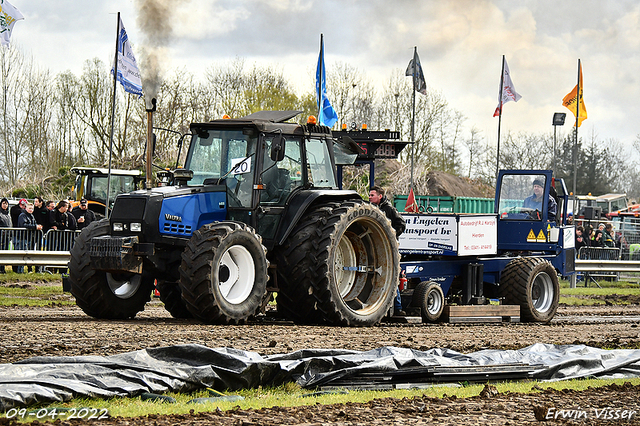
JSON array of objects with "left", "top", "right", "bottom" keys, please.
[{"left": 7, "top": 0, "right": 640, "bottom": 151}]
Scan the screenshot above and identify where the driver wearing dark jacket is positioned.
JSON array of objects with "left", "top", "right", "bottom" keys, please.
[{"left": 523, "top": 178, "right": 557, "bottom": 221}]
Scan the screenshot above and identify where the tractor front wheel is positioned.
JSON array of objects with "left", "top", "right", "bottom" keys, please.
[
  {"left": 157, "top": 280, "right": 192, "bottom": 319},
  {"left": 68, "top": 219, "right": 154, "bottom": 319},
  {"left": 179, "top": 222, "right": 268, "bottom": 324}
]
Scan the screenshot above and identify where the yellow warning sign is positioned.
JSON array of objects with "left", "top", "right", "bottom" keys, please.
[
  {"left": 537, "top": 230, "right": 546, "bottom": 242},
  {"left": 527, "top": 229, "right": 536, "bottom": 242}
]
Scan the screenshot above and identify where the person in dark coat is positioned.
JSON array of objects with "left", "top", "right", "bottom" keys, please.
[
  {"left": 17, "top": 203, "right": 41, "bottom": 273},
  {"left": 50, "top": 200, "right": 70, "bottom": 230},
  {"left": 33, "top": 197, "right": 47, "bottom": 227},
  {"left": 10, "top": 198, "right": 26, "bottom": 227},
  {"left": 9, "top": 198, "right": 27, "bottom": 273},
  {"left": 42, "top": 200, "right": 56, "bottom": 232},
  {"left": 369, "top": 185, "right": 406, "bottom": 315},
  {"left": 575, "top": 226, "right": 588, "bottom": 255},
  {"left": 71, "top": 198, "right": 95, "bottom": 230},
  {"left": 368, "top": 186, "right": 406, "bottom": 238},
  {"left": 0, "top": 198, "right": 11, "bottom": 273}
]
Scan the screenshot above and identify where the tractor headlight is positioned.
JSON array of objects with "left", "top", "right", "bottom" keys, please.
[
  {"left": 130, "top": 222, "right": 142, "bottom": 232},
  {"left": 113, "top": 223, "right": 124, "bottom": 232}
]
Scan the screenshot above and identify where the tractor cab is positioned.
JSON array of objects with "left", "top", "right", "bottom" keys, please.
[
  {"left": 168, "top": 111, "right": 361, "bottom": 247},
  {"left": 495, "top": 170, "right": 574, "bottom": 258},
  {"left": 71, "top": 167, "right": 143, "bottom": 218}
]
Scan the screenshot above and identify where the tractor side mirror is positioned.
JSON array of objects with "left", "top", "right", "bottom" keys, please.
[{"left": 270, "top": 134, "right": 286, "bottom": 162}]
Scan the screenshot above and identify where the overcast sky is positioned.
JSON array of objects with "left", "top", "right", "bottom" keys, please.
[{"left": 8, "top": 0, "right": 640, "bottom": 154}]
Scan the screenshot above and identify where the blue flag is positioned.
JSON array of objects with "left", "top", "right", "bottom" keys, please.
[
  {"left": 111, "top": 16, "right": 143, "bottom": 97},
  {"left": 315, "top": 35, "right": 338, "bottom": 127}
]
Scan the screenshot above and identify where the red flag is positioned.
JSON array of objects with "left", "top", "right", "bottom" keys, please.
[{"left": 404, "top": 188, "right": 419, "bottom": 212}]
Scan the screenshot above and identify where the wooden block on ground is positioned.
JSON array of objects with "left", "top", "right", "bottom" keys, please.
[{"left": 443, "top": 305, "right": 520, "bottom": 323}]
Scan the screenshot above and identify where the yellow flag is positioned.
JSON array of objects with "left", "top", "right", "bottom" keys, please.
[{"left": 562, "top": 62, "right": 587, "bottom": 127}]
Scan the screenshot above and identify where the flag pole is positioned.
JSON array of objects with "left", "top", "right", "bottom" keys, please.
[
  {"left": 572, "top": 59, "right": 580, "bottom": 197},
  {"left": 106, "top": 12, "right": 120, "bottom": 218},
  {"left": 318, "top": 34, "right": 323, "bottom": 123},
  {"left": 410, "top": 46, "right": 417, "bottom": 191},
  {"left": 495, "top": 55, "right": 505, "bottom": 183}
]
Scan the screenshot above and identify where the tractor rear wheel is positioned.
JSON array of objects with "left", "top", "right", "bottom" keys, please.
[
  {"left": 411, "top": 281, "right": 445, "bottom": 322},
  {"left": 179, "top": 222, "right": 268, "bottom": 324},
  {"left": 499, "top": 257, "right": 559, "bottom": 322},
  {"left": 157, "top": 280, "right": 192, "bottom": 318},
  {"left": 68, "top": 219, "right": 154, "bottom": 319},
  {"left": 274, "top": 201, "right": 399, "bottom": 326}
]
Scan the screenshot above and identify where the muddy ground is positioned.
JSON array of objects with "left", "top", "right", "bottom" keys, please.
[{"left": 1, "top": 285, "right": 640, "bottom": 425}]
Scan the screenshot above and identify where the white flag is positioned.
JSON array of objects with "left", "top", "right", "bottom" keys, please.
[
  {"left": 0, "top": 0, "right": 24, "bottom": 47},
  {"left": 111, "top": 16, "right": 143, "bottom": 97},
  {"left": 493, "top": 56, "right": 521, "bottom": 117}
]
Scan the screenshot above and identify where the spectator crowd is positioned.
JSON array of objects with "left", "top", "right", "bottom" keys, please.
[
  {"left": 575, "top": 222, "right": 618, "bottom": 253},
  {"left": 0, "top": 197, "right": 96, "bottom": 273}
]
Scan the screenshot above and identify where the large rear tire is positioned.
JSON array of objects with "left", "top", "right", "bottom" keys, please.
[
  {"left": 499, "top": 257, "right": 559, "bottom": 323},
  {"left": 274, "top": 201, "right": 399, "bottom": 326},
  {"left": 178, "top": 222, "right": 268, "bottom": 324},
  {"left": 68, "top": 219, "right": 154, "bottom": 319}
]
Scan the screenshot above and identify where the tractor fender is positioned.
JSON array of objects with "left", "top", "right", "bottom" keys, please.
[{"left": 275, "top": 189, "right": 362, "bottom": 246}]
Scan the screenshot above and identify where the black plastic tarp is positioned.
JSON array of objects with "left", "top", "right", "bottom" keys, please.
[{"left": 1, "top": 343, "right": 640, "bottom": 410}]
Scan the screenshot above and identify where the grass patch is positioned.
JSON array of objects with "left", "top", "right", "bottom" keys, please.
[
  {"left": 0, "top": 271, "right": 61, "bottom": 284},
  {"left": 0, "top": 273, "right": 72, "bottom": 307},
  {"left": 559, "top": 279, "right": 639, "bottom": 306},
  {"left": 6, "top": 377, "right": 640, "bottom": 421}
]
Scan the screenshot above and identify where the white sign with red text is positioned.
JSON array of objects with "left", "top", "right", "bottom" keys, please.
[
  {"left": 399, "top": 214, "right": 458, "bottom": 255},
  {"left": 457, "top": 215, "right": 498, "bottom": 256}
]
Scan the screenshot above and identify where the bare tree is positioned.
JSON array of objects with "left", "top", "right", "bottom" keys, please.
[
  {"left": 464, "top": 126, "right": 484, "bottom": 178},
  {"left": 204, "top": 58, "right": 247, "bottom": 118},
  {"left": 328, "top": 62, "right": 376, "bottom": 129},
  {"left": 72, "top": 58, "right": 114, "bottom": 164}
]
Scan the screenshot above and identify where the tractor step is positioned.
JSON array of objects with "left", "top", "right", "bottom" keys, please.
[{"left": 443, "top": 305, "right": 520, "bottom": 323}]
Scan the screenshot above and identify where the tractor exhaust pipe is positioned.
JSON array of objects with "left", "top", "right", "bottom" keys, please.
[{"left": 145, "top": 98, "right": 156, "bottom": 189}]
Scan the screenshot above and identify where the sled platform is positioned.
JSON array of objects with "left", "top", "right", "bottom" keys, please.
[{"left": 442, "top": 305, "right": 520, "bottom": 323}]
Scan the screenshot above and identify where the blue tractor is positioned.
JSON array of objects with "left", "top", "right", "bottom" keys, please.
[
  {"left": 67, "top": 111, "right": 400, "bottom": 326},
  {"left": 399, "top": 169, "right": 575, "bottom": 323}
]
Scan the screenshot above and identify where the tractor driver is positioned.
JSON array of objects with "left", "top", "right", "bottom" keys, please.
[{"left": 523, "top": 178, "right": 557, "bottom": 221}]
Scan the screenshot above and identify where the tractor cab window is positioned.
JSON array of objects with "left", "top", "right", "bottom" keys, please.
[
  {"left": 89, "top": 175, "right": 138, "bottom": 208},
  {"left": 305, "top": 138, "right": 336, "bottom": 188},
  {"left": 185, "top": 129, "right": 257, "bottom": 208},
  {"left": 498, "top": 174, "right": 551, "bottom": 221},
  {"left": 261, "top": 136, "right": 303, "bottom": 205}
]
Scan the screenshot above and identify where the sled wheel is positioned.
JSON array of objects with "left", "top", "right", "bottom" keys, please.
[
  {"left": 412, "top": 281, "right": 445, "bottom": 323},
  {"left": 499, "top": 257, "right": 559, "bottom": 322}
]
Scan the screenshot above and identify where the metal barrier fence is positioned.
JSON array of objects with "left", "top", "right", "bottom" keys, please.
[
  {"left": 0, "top": 228, "right": 81, "bottom": 270},
  {"left": 576, "top": 246, "right": 622, "bottom": 286},
  {"left": 575, "top": 218, "right": 640, "bottom": 260},
  {"left": 617, "top": 220, "right": 640, "bottom": 260},
  {"left": 577, "top": 246, "right": 621, "bottom": 260},
  {"left": 0, "top": 228, "right": 81, "bottom": 252}
]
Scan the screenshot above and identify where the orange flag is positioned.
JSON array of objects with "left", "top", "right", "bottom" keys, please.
[
  {"left": 562, "top": 61, "right": 587, "bottom": 127},
  {"left": 404, "top": 188, "right": 419, "bottom": 212}
]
